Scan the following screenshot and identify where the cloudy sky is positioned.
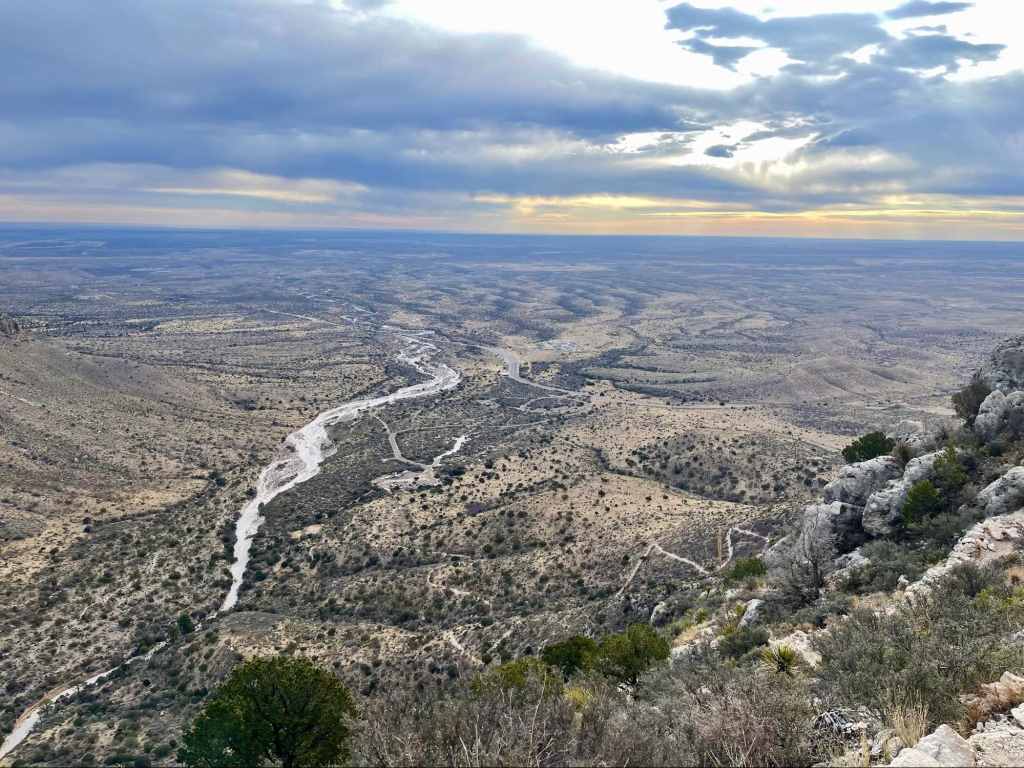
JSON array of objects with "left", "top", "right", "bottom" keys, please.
[{"left": 2, "top": 0, "right": 1022, "bottom": 238}]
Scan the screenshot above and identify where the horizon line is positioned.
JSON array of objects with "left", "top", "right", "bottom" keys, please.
[{"left": 1, "top": 219, "right": 1022, "bottom": 246}]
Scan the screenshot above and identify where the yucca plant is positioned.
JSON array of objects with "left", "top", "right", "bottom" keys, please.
[{"left": 760, "top": 644, "right": 801, "bottom": 676}]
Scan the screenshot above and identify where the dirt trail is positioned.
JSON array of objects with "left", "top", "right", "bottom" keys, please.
[
  {"left": 616, "top": 525, "right": 773, "bottom": 596},
  {"left": 489, "top": 346, "right": 588, "bottom": 413}
]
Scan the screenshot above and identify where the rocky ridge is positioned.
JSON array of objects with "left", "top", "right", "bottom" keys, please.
[
  {"left": 778, "top": 335, "right": 1024, "bottom": 564},
  {"left": 743, "top": 336, "right": 1024, "bottom": 766}
]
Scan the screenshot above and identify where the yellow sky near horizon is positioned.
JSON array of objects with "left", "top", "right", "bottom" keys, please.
[{"left": 3, "top": 190, "right": 1023, "bottom": 240}]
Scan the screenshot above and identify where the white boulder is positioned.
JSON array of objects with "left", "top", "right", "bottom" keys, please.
[
  {"left": 737, "top": 598, "right": 764, "bottom": 629},
  {"left": 975, "top": 391, "right": 1009, "bottom": 442},
  {"left": 977, "top": 467, "right": 1024, "bottom": 517},
  {"left": 975, "top": 391, "right": 1024, "bottom": 443},
  {"left": 890, "top": 724, "right": 975, "bottom": 767},
  {"left": 824, "top": 455, "right": 903, "bottom": 507}
]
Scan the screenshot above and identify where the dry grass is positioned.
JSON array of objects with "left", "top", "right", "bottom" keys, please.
[{"left": 883, "top": 689, "right": 930, "bottom": 748}]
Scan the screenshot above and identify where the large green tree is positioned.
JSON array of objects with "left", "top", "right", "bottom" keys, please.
[{"left": 178, "top": 656, "right": 357, "bottom": 768}]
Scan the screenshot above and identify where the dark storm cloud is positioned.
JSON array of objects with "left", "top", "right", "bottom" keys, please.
[
  {"left": 0, "top": 0, "right": 691, "bottom": 136},
  {"left": 737, "top": 64, "right": 1024, "bottom": 199},
  {"left": 0, "top": 0, "right": 770, "bottom": 203},
  {"left": 876, "top": 33, "right": 1004, "bottom": 71},
  {"left": 665, "top": 3, "right": 888, "bottom": 73},
  {"left": 681, "top": 39, "right": 760, "bottom": 70},
  {"left": 705, "top": 144, "right": 737, "bottom": 158},
  {"left": 886, "top": 1, "right": 973, "bottom": 20}
]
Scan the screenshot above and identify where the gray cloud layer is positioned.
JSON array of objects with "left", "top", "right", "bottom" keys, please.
[
  {"left": 0, "top": 0, "right": 1021, "bottom": 219},
  {"left": 887, "top": 1, "right": 974, "bottom": 20}
]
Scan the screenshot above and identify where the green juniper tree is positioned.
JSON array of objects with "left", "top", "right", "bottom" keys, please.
[
  {"left": 179, "top": 656, "right": 357, "bottom": 768},
  {"left": 841, "top": 431, "right": 895, "bottom": 463},
  {"left": 594, "top": 623, "right": 670, "bottom": 687}
]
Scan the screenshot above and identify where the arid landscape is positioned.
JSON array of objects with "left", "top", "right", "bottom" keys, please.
[{"left": 1, "top": 227, "right": 1021, "bottom": 764}]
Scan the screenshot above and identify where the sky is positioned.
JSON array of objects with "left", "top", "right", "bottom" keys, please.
[{"left": 2, "top": 0, "right": 1023, "bottom": 239}]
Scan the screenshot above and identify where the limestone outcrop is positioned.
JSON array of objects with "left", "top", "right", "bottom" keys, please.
[
  {"left": 974, "top": 390, "right": 1024, "bottom": 444},
  {"left": 904, "top": 511, "right": 1024, "bottom": 602},
  {"left": 862, "top": 450, "right": 946, "bottom": 537},
  {"left": 976, "top": 335, "right": 1024, "bottom": 394},
  {"left": 888, "top": 700, "right": 1024, "bottom": 767},
  {"left": 887, "top": 419, "right": 939, "bottom": 457},
  {"left": 824, "top": 455, "right": 904, "bottom": 508},
  {"left": 977, "top": 468, "right": 1024, "bottom": 518},
  {"left": 825, "top": 548, "right": 871, "bottom": 590},
  {"left": 802, "top": 500, "right": 867, "bottom": 553},
  {"left": 737, "top": 598, "right": 764, "bottom": 629}
]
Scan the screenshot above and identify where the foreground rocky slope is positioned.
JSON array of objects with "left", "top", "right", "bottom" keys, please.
[
  {"left": 761, "top": 336, "right": 1024, "bottom": 766},
  {"left": 4, "top": 327, "right": 1023, "bottom": 767}
]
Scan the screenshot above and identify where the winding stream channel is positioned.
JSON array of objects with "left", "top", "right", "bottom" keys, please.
[
  {"left": 1, "top": 329, "right": 460, "bottom": 762},
  {"left": 222, "top": 331, "right": 460, "bottom": 611}
]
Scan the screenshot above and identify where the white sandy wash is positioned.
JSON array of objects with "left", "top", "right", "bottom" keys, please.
[{"left": 222, "top": 333, "right": 460, "bottom": 611}]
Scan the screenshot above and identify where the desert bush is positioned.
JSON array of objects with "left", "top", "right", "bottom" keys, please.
[
  {"left": 787, "top": 592, "right": 853, "bottom": 628},
  {"left": 815, "top": 564, "right": 1024, "bottom": 726},
  {"left": 724, "top": 556, "right": 767, "bottom": 583},
  {"left": 666, "top": 607, "right": 710, "bottom": 639},
  {"left": 893, "top": 440, "right": 913, "bottom": 467},
  {"left": 842, "top": 431, "right": 895, "bottom": 463},
  {"left": 932, "top": 445, "right": 969, "bottom": 500},
  {"left": 952, "top": 380, "right": 992, "bottom": 426},
  {"left": 901, "top": 480, "right": 944, "bottom": 527},
  {"left": 356, "top": 673, "right": 630, "bottom": 767},
  {"left": 883, "top": 689, "right": 929, "bottom": 749},
  {"left": 718, "top": 625, "right": 769, "bottom": 660},
  {"left": 357, "top": 656, "right": 826, "bottom": 767},
  {"left": 1006, "top": 404, "right": 1024, "bottom": 442},
  {"left": 770, "top": 515, "right": 836, "bottom": 608},
  {"left": 472, "top": 657, "right": 562, "bottom": 697},
  {"left": 905, "top": 507, "right": 983, "bottom": 549},
  {"left": 176, "top": 614, "right": 195, "bottom": 636},
  {"left": 652, "top": 661, "right": 828, "bottom": 766},
  {"left": 839, "top": 540, "right": 945, "bottom": 594}
]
